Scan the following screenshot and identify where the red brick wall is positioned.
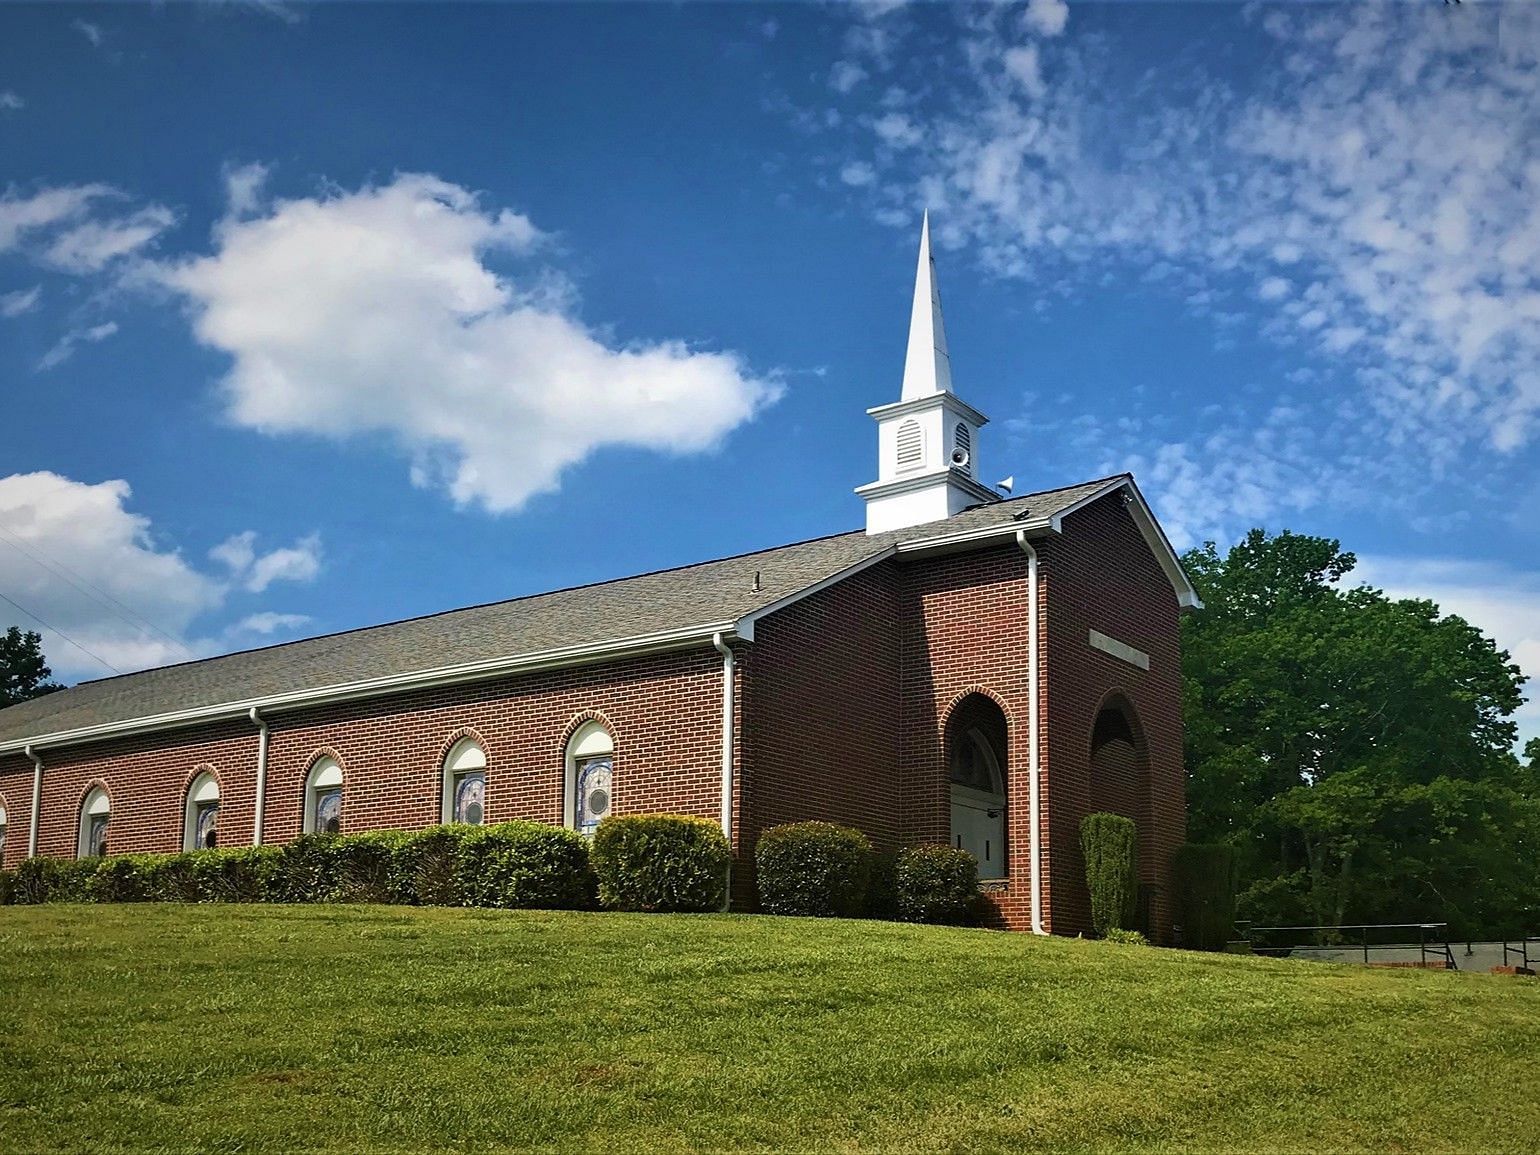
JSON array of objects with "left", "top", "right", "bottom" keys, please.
[
  {"left": 1, "top": 647, "right": 730, "bottom": 866},
  {"left": 1041, "top": 495, "right": 1186, "bottom": 941}
]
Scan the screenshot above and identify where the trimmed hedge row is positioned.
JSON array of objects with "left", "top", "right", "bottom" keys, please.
[
  {"left": 755, "top": 821, "right": 980, "bottom": 925},
  {"left": 1, "top": 815, "right": 984, "bottom": 927},
  {"left": 0, "top": 820, "right": 610, "bottom": 910}
]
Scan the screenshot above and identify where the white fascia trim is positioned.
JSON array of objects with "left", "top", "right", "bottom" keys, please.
[
  {"left": 866, "top": 394, "right": 990, "bottom": 427},
  {"left": 1, "top": 622, "right": 734, "bottom": 755},
  {"left": 895, "top": 517, "right": 1053, "bottom": 556},
  {"left": 1047, "top": 477, "right": 1203, "bottom": 611},
  {"left": 854, "top": 468, "right": 999, "bottom": 505},
  {"left": 734, "top": 546, "right": 898, "bottom": 642}
]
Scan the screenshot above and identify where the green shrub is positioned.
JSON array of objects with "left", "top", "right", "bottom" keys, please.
[
  {"left": 90, "top": 854, "right": 176, "bottom": 903},
  {"left": 385, "top": 825, "right": 474, "bottom": 906},
  {"left": 1172, "top": 842, "right": 1238, "bottom": 951},
  {"left": 332, "top": 830, "right": 411, "bottom": 903},
  {"left": 455, "top": 822, "right": 595, "bottom": 910},
  {"left": 13, "top": 857, "right": 98, "bottom": 904},
  {"left": 1104, "top": 927, "right": 1150, "bottom": 946},
  {"left": 179, "top": 846, "right": 279, "bottom": 902},
  {"left": 755, "top": 821, "right": 873, "bottom": 918},
  {"left": 893, "top": 845, "right": 979, "bottom": 924},
  {"left": 269, "top": 834, "right": 348, "bottom": 903},
  {"left": 1081, "top": 812, "right": 1138, "bottom": 937},
  {"left": 0, "top": 868, "right": 14, "bottom": 905},
  {"left": 591, "top": 815, "right": 730, "bottom": 913},
  {"left": 865, "top": 848, "right": 900, "bottom": 920}
]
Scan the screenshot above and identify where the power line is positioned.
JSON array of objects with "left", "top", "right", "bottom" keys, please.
[
  {"left": 0, "top": 588, "right": 122, "bottom": 676},
  {"left": 0, "top": 524, "right": 199, "bottom": 661}
]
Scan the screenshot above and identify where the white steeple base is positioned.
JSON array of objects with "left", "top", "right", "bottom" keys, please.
[{"left": 857, "top": 467, "right": 1000, "bottom": 535}]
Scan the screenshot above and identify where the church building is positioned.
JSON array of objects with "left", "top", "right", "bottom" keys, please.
[{"left": 0, "top": 217, "right": 1199, "bottom": 937}]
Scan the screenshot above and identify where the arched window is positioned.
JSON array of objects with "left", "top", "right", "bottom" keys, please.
[
  {"left": 946, "top": 693, "right": 1009, "bottom": 879},
  {"left": 304, "top": 757, "right": 344, "bottom": 835},
  {"left": 0, "top": 799, "right": 7, "bottom": 860},
  {"left": 442, "top": 738, "right": 487, "bottom": 825},
  {"left": 564, "top": 721, "right": 613, "bottom": 835},
  {"left": 896, "top": 419, "right": 923, "bottom": 471},
  {"left": 79, "top": 787, "right": 111, "bottom": 859},
  {"left": 184, "top": 772, "right": 220, "bottom": 851}
]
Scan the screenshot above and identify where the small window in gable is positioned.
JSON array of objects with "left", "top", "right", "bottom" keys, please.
[
  {"left": 304, "top": 757, "right": 344, "bottom": 835},
  {"left": 184, "top": 772, "right": 220, "bottom": 851},
  {"left": 79, "top": 787, "right": 110, "bottom": 859},
  {"left": 565, "top": 721, "right": 614, "bottom": 836},
  {"left": 896, "top": 419, "right": 923, "bottom": 471},
  {"left": 442, "top": 738, "right": 487, "bottom": 826}
]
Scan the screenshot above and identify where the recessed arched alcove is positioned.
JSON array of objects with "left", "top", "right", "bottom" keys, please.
[{"left": 1088, "top": 694, "right": 1154, "bottom": 915}]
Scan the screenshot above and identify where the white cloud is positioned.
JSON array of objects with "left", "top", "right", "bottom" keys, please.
[
  {"left": 0, "top": 285, "right": 40, "bottom": 318},
  {"left": 231, "top": 611, "right": 311, "bottom": 636},
  {"left": 830, "top": 61, "right": 867, "bottom": 94},
  {"left": 72, "top": 19, "right": 104, "bottom": 48},
  {"left": 43, "top": 204, "right": 177, "bottom": 273},
  {"left": 0, "top": 185, "right": 112, "bottom": 254},
  {"left": 0, "top": 91, "right": 23, "bottom": 112},
  {"left": 1354, "top": 555, "right": 1540, "bottom": 751},
  {"left": 37, "top": 321, "right": 118, "bottom": 371},
  {"left": 161, "top": 173, "right": 781, "bottom": 513},
  {"left": 1002, "top": 44, "right": 1045, "bottom": 98},
  {"left": 840, "top": 161, "right": 877, "bottom": 187},
  {"left": 1022, "top": 0, "right": 1069, "bottom": 38},
  {"left": 0, "top": 184, "right": 174, "bottom": 272},
  {"left": 0, "top": 472, "right": 323, "bottom": 680},
  {"left": 223, "top": 161, "right": 269, "bottom": 219},
  {"left": 211, "top": 530, "right": 322, "bottom": 593}
]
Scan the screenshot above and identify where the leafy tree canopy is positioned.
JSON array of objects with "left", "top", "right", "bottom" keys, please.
[
  {"left": 1183, "top": 530, "right": 1538, "bottom": 939},
  {"left": 0, "top": 625, "right": 63, "bottom": 710}
]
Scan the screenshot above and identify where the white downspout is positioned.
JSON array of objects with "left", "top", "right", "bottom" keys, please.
[
  {"left": 24, "top": 744, "right": 42, "bottom": 858},
  {"left": 711, "top": 631, "right": 736, "bottom": 912},
  {"left": 1015, "top": 531, "right": 1047, "bottom": 935},
  {"left": 249, "top": 706, "right": 269, "bottom": 845}
]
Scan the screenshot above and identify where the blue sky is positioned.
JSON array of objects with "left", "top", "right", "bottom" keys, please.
[{"left": 1, "top": 1, "right": 1537, "bottom": 745}]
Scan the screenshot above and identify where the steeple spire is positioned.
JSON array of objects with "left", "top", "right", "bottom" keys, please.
[{"left": 900, "top": 210, "right": 953, "bottom": 400}]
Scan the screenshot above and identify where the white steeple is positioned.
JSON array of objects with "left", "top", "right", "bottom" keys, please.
[
  {"left": 855, "top": 214, "right": 998, "bottom": 535},
  {"left": 901, "top": 210, "right": 954, "bottom": 399}
]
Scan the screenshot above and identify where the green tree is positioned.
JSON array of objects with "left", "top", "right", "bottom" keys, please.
[
  {"left": 0, "top": 626, "right": 63, "bottom": 709},
  {"left": 1183, "top": 530, "right": 1538, "bottom": 938}
]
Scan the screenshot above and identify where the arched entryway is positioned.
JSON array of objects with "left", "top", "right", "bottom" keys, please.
[
  {"left": 1089, "top": 694, "right": 1153, "bottom": 920},
  {"left": 947, "top": 693, "right": 1009, "bottom": 880}
]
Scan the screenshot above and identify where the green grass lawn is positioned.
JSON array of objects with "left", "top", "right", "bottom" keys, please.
[{"left": 1, "top": 905, "right": 1536, "bottom": 1152}]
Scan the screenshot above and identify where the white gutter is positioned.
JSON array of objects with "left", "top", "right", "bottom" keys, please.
[
  {"left": 711, "top": 631, "right": 735, "bottom": 912},
  {"left": 0, "top": 621, "right": 734, "bottom": 756},
  {"left": 249, "top": 707, "right": 269, "bottom": 845},
  {"left": 24, "top": 744, "right": 42, "bottom": 857},
  {"left": 1015, "top": 531, "right": 1047, "bottom": 936}
]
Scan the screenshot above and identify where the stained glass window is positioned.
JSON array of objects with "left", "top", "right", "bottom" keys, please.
[
  {"left": 453, "top": 771, "right": 485, "bottom": 825},
  {"left": 88, "top": 815, "right": 110, "bottom": 858},
  {"left": 314, "top": 788, "right": 342, "bottom": 835},
  {"left": 195, "top": 802, "right": 219, "bottom": 849},
  {"left": 576, "top": 756, "right": 612, "bottom": 834}
]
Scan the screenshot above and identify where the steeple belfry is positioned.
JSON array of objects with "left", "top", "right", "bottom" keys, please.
[
  {"left": 856, "top": 214, "right": 998, "bottom": 535},
  {"left": 901, "top": 211, "right": 954, "bottom": 399}
]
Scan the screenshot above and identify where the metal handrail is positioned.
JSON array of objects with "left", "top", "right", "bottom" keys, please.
[
  {"left": 1502, "top": 937, "right": 1540, "bottom": 970},
  {"left": 1241, "top": 922, "right": 1456, "bottom": 970}
]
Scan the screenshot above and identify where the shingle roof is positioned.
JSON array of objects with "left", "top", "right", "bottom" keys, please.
[{"left": 0, "top": 476, "right": 1121, "bottom": 748}]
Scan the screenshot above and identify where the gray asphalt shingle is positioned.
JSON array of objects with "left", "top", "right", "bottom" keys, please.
[{"left": 0, "top": 477, "right": 1118, "bottom": 746}]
